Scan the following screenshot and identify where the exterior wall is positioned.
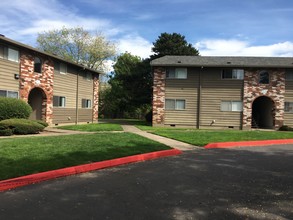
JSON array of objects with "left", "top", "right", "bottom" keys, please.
[
  {"left": 19, "top": 51, "right": 54, "bottom": 124},
  {"left": 284, "top": 77, "right": 293, "bottom": 126},
  {"left": 242, "top": 69, "right": 285, "bottom": 129},
  {"left": 93, "top": 75, "right": 99, "bottom": 122},
  {"left": 200, "top": 68, "right": 243, "bottom": 129},
  {"left": 0, "top": 59, "right": 19, "bottom": 92},
  {"left": 165, "top": 68, "right": 198, "bottom": 126},
  {"left": 152, "top": 67, "right": 166, "bottom": 125}
]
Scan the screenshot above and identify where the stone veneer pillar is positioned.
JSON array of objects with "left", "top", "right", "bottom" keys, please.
[
  {"left": 152, "top": 67, "right": 166, "bottom": 126},
  {"left": 92, "top": 75, "right": 99, "bottom": 122},
  {"left": 19, "top": 52, "right": 54, "bottom": 125},
  {"left": 242, "top": 69, "right": 285, "bottom": 129}
]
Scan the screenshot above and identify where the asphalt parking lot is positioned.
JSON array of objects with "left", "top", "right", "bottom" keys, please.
[{"left": 1, "top": 145, "right": 293, "bottom": 220}]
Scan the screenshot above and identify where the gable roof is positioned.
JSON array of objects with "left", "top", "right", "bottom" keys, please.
[
  {"left": 151, "top": 55, "right": 293, "bottom": 68},
  {"left": 0, "top": 35, "right": 102, "bottom": 75}
]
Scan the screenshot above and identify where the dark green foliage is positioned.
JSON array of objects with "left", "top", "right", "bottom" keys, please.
[
  {"left": 0, "top": 97, "right": 32, "bottom": 120},
  {"left": 151, "top": 32, "right": 199, "bottom": 59},
  {"left": 279, "top": 125, "right": 293, "bottom": 131},
  {"left": 100, "top": 53, "right": 152, "bottom": 118},
  {"left": 33, "top": 120, "right": 49, "bottom": 127},
  {"left": 0, "top": 119, "right": 45, "bottom": 135},
  {"left": 0, "top": 125, "right": 13, "bottom": 136},
  {"left": 145, "top": 111, "right": 152, "bottom": 123}
]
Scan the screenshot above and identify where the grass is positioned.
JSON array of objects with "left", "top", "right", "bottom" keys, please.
[
  {"left": 137, "top": 125, "right": 293, "bottom": 146},
  {"left": 57, "top": 123, "right": 123, "bottom": 131},
  {"left": 0, "top": 133, "right": 170, "bottom": 180}
]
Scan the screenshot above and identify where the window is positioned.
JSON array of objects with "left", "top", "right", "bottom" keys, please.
[
  {"left": 82, "top": 99, "right": 92, "bottom": 108},
  {"left": 285, "top": 102, "right": 293, "bottom": 112},
  {"left": 166, "top": 68, "right": 187, "bottom": 79},
  {"left": 259, "top": 70, "right": 269, "bottom": 84},
  {"left": 285, "top": 69, "right": 293, "bottom": 80},
  {"left": 166, "top": 99, "right": 186, "bottom": 110},
  {"left": 222, "top": 69, "right": 244, "bottom": 79},
  {"left": 53, "top": 96, "right": 66, "bottom": 107},
  {"left": 84, "top": 72, "right": 92, "bottom": 81},
  {"left": 0, "top": 90, "right": 18, "bottom": 98},
  {"left": 34, "top": 57, "right": 42, "bottom": 73},
  {"left": 221, "top": 101, "right": 243, "bottom": 112},
  {"left": 55, "top": 62, "right": 67, "bottom": 74},
  {"left": 0, "top": 45, "right": 19, "bottom": 62}
]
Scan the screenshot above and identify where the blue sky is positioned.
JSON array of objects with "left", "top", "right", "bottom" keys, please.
[{"left": 1, "top": 0, "right": 293, "bottom": 58}]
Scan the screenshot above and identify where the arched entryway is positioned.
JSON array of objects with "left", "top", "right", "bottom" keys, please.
[
  {"left": 251, "top": 96, "right": 275, "bottom": 129},
  {"left": 28, "top": 88, "right": 46, "bottom": 121}
]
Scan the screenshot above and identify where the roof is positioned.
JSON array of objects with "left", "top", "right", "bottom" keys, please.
[
  {"left": 151, "top": 55, "right": 293, "bottom": 68},
  {"left": 0, "top": 35, "right": 102, "bottom": 75}
]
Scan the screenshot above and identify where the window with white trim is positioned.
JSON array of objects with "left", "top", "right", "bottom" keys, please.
[
  {"left": 0, "top": 90, "right": 18, "bottom": 98},
  {"left": 285, "top": 69, "right": 293, "bottom": 80},
  {"left": 222, "top": 69, "right": 244, "bottom": 79},
  {"left": 166, "top": 99, "right": 186, "bottom": 110},
  {"left": 166, "top": 68, "right": 187, "bottom": 79},
  {"left": 0, "top": 45, "right": 19, "bottom": 62},
  {"left": 221, "top": 101, "right": 243, "bottom": 112},
  {"left": 53, "top": 96, "right": 66, "bottom": 107},
  {"left": 82, "top": 99, "right": 92, "bottom": 108},
  {"left": 83, "top": 72, "right": 92, "bottom": 81},
  {"left": 285, "top": 102, "right": 293, "bottom": 112},
  {"left": 54, "top": 62, "right": 67, "bottom": 74}
]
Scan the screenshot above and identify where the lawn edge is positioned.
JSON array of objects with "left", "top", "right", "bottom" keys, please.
[
  {"left": 205, "top": 139, "right": 293, "bottom": 149},
  {"left": 0, "top": 149, "right": 181, "bottom": 192}
]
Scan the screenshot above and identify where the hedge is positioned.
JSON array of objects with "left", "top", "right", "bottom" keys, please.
[
  {"left": 0, "top": 119, "right": 45, "bottom": 135},
  {"left": 0, "top": 97, "right": 32, "bottom": 120}
]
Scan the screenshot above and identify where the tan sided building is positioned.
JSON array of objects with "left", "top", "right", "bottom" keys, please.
[
  {"left": 0, "top": 35, "right": 100, "bottom": 125},
  {"left": 151, "top": 55, "right": 293, "bottom": 130}
]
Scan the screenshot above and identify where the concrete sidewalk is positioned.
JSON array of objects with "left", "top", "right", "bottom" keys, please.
[{"left": 122, "top": 125, "right": 199, "bottom": 151}]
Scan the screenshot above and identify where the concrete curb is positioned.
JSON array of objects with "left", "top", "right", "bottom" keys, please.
[
  {"left": 204, "top": 139, "right": 293, "bottom": 149},
  {"left": 0, "top": 149, "right": 182, "bottom": 192}
]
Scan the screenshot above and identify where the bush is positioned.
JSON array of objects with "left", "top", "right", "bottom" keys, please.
[
  {"left": 0, "top": 119, "right": 45, "bottom": 135},
  {"left": 33, "top": 120, "right": 49, "bottom": 128},
  {"left": 279, "top": 125, "right": 293, "bottom": 131},
  {"left": 0, "top": 125, "right": 13, "bottom": 136},
  {"left": 0, "top": 97, "right": 32, "bottom": 120},
  {"left": 145, "top": 111, "right": 152, "bottom": 123}
]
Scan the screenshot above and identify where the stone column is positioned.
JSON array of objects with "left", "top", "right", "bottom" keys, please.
[
  {"left": 152, "top": 67, "right": 166, "bottom": 126},
  {"left": 92, "top": 75, "right": 99, "bottom": 122}
]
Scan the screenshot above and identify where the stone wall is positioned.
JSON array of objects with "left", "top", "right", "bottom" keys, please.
[
  {"left": 19, "top": 51, "right": 54, "bottom": 124},
  {"left": 92, "top": 75, "right": 99, "bottom": 122},
  {"left": 242, "top": 69, "right": 285, "bottom": 129},
  {"left": 152, "top": 67, "right": 166, "bottom": 125}
]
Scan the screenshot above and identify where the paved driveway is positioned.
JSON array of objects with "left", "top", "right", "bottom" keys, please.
[{"left": 1, "top": 145, "right": 293, "bottom": 220}]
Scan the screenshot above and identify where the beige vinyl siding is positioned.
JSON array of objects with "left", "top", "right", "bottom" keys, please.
[
  {"left": 284, "top": 80, "right": 293, "bottom": 126},
  {"left": 200, "top": 68, "right": 243, "bottom": 128},
  {"left": 0, "top": 58, "right": 19, "bottom": 92},
  {"left": 165, "top": 68, "right": 199, "bottom": 126},
  {"left": 78, "top": 109, "right": 92, "bottom": 122},
  {"left": 53, "top": 65, "right": 77, "bottom": 108},
  {"left": 52, "top": 108, "right": 76, "bottom": 124},
  {"left": 78, "top": 72, "right": 93, "bottom": 108}
]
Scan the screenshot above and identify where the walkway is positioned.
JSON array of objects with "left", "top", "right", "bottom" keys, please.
[{"left": 122, "top": 125, "right": 199, "bottom": 151}]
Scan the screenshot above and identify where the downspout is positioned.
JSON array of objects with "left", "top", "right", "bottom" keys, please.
[{"left": 197, "top": 66, "right": 203, "bottom": 129}]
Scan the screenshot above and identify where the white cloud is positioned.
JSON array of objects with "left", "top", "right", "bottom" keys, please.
[
  {"left": 195, "top": 39, "right": 293, "bottom": 57},
  {"left": 117, "top": 34, "right": 153, "bottom": 58}
]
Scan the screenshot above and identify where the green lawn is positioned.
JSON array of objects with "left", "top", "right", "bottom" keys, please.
[
  {"left": 0, "top": 133, "right": 170, "bottom": 180},
  {"left": 137, "top": 125, "right": 293, "bottom": 146},
  {"left": 58, "top": 123, "right": 123, "bottom": 131}
]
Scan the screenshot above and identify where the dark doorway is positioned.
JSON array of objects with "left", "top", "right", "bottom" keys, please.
[
  {"left": 251, "top": 96, "right": 274, "bottom": 129},
  {"left": 28, "top": 88, "right": 46, "bottom": 121}
]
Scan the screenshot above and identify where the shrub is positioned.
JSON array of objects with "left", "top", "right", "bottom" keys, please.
[
  {"left": 145, "top": 111, "right": 152, "bottom": 123},
  {"left": 0, "top": 97, "right": 32, "bottom": 120},
  {"left": 0, "top": 119, "right": 45, "bottom": 135},
  {"left": 279, "top": 125, "right": 293, "bottom": 131},
  {"left": 0, "top": 125, "right": 13, "bottom": 136},
  {"left": 33, "top": 120, "right": 49, "bottom": 128}
]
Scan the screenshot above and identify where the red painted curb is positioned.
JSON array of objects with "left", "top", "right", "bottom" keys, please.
[
  {"left": 0, "top": 149, "right": 181, "bottom": 192},
  {"left": 205, "top": 139, "right": 293, "bottom": 149}
]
